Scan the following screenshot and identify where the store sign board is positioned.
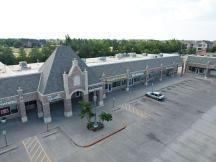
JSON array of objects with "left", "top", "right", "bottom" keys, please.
[
  {"left": 131, "top": 72, "right": 144, "bottom": 77},
  {"left": 0, "top": 107, "right": 10, "bottom": 117}
]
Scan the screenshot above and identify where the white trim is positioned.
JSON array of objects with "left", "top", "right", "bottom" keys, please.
[
  {"left": 88, "top": 82, "right": 103, "bottom": 87},
  {"left": 88, "top": 87, "right": 103, "bottom": 92}
]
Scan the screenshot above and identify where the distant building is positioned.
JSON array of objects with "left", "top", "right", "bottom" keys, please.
[
  {"left": 184, "top": 40, "right": 213, "bottom": 55},
  {"left": 185, "top": 55, "right": 216, "bottom": 77}
]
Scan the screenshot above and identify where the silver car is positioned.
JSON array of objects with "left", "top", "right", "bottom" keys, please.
[{"left": 145, "top": 91, "right": 165, "bottom": 101}]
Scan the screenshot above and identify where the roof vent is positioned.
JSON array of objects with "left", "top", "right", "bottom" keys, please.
[
  {"left": 19, "top": 61, "right": 30, "bottom": 70},
  {"left": 115, "top": 53, "right": 123, "bottom": 59},
  {"left": 98, "top": 57, "right": 106, "bottom": 61}
]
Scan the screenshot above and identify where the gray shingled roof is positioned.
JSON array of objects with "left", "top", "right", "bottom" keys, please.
[
  {"left": 38, "top": 46, "right": 99, "bottom": 94},
  {"left": 187, "top": 55, "right": 216, "bottom": 65},
  {"left": 90, "top": 56, "right": 181, "bottom": 78},
  {"left": 0, "top": 73, "right": 40, "bottom": 98}
]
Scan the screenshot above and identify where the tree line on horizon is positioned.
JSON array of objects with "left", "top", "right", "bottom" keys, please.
[{"left": 0, "top": 36, "right": 202, "bottom": 65}]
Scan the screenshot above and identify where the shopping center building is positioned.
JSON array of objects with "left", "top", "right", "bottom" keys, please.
[
  {"left": 0, "top": 46, "right": 182, "bottom": 123},
  {"left": 185, "top": 55, "right": 216, "bottom": 78}
]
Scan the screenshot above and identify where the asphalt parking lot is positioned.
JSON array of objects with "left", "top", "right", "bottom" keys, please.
[{"left": 1, "top": 76, "right": 216, "bottom": 162}]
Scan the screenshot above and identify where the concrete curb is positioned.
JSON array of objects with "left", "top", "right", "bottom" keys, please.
[
  {"left": 58, "top": 124, "right": 127, "bottom": 148},
  {"left": 0, "top": 145, "right": 18, "bottom": 155}
]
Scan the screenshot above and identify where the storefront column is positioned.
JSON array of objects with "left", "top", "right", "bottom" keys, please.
[
  {"left": 101, "top": 73, "right": 106, "bottom": 99},
  {"left": 36, "top": 100, "right": 43, "bottom": 118},
  {"left": 83, "top": 94, "right": 89, "bottom": 102},
  {"left": 17, "top": 87, "right": 27, "bottom": 123},
  {"left": 42, "top": 102, "right": 51, "bottom": 123},
  {"left": 181, "top": 62, "right": 184, "bottom": 77},
  {"left": 145, "top": 67, "right": 149, "bottom": 86},
  {"left": 98, "top": 89, "right": 104, "bottom": 106},
  {"left": 160, "top": 64, "right": 163, "bottom": 81},
  {"left": 102, "top": 84, "right": 106, "bottom": 99},
  {"left": 126, "top": 79, "right": 130, "bottom": 91},
  {"left": 64, "top": 98, "right": 72, "bottom": 117},
  {"left": 126, "top": 69, "right": 130, "bottom": 91},
  {"left": 19, "top": 101, "right": 27, "bottom": 123}
]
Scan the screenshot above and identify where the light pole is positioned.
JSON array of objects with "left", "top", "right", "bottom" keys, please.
[
  {"left": 1, "top": 117, "right": 8, "bottom": 147},
  {"left": 93, "top": 95, "right": 98, "bottom": 128}
]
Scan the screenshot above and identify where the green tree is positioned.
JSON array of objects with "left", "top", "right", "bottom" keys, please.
[
  {"left": 13, "top": 40, "right": 23, "bottom": 48},
  {"left": 17, "top": 48, "right": 27, "bottom": 62},
  {"left": 0, "top": 46, "right": 16, "bottom": 65},
  {"left": 211, "top": 46, "right": 216, "bottom": 52},
  {"left": 28, "top": 48, "right": 42, "bottom": 63},
  {"left": 79, "top": 101, "right": 94, "bottom": 124},
  {"left": 41, "top": 43, "right": 56, "bottom": 61},
  {"left": 99, "top": 112, "right": 112, "bottom": 124}
]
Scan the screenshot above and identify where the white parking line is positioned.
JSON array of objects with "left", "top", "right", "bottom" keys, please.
[{"left": 120, "top": 103, "right": 149, "bottom": 119}]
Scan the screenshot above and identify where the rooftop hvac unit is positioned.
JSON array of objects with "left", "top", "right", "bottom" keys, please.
[
  {"left": 147, "top": 54, "right": 158, "bottom": 58},
  {"left": 98, "top": 57, "right": 106, "bottom": 61},
  {"left": 19, "top": 61, "right": 30, "bottom": 70},
  {"left": 129, "top": 53, "right": 136, "bottom": 57},
  {"left": 115, "top": 53, "right": 123, "bottom": 59}
]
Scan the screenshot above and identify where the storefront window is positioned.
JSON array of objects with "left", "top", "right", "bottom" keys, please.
[
  {"left": 10, "top": 105, "right": 18, "bottom": 114},
  {"left": 122, "top": 80, "right": 126, "bottom": 85},
  {"left": 134, "top": 76, "right": 140, "bottom": 82},
  {"left": 105, "top": 84, "right": 108, "bottom": 89},
  {"left": 112, "top": 81, "right": 121, "bottom": 88}
]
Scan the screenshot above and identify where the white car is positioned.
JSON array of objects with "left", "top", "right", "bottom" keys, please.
[{"left": 145, "top": 91, "right": 165, "bottom": 101}]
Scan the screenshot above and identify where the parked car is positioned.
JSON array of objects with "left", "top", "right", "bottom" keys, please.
[{"left": 145, "top": 91, "right": 165, "bottom": 101}]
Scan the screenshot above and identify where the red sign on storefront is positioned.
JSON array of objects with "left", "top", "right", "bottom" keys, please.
[{"left": 0, "top": 107, "right": 10, "bottom": 117}]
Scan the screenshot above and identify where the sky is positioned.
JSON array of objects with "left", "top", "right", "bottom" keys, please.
[{"left": 0, "top": 0, "right": 215, "bottom": 40}]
